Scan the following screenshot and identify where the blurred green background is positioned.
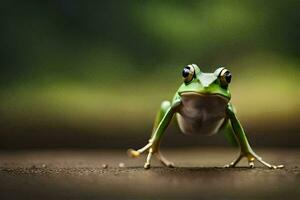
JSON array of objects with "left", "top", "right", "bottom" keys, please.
[{"left": 0, "top": 0, "right": 299, "bottom": 149}]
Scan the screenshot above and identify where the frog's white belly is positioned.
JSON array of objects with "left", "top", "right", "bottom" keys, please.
[{"left": 177, "top": 93, "right": 229, "bottom": 135}]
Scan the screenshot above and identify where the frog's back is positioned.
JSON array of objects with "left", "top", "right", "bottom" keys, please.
[{"left": 176, "top": 93, "right": 228, "bottom": 135}]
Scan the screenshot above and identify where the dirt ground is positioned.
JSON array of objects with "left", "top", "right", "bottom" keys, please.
[{"left": 0, "top": 148, "right": 299, "bottom": 200}]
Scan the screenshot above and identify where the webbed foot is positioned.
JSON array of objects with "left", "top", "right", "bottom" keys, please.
[
  {"left": 128, "top": 142, "right": 174, "bottom": 169},
  {"left": 224, "top": 152, "right": 284, "bottom": 169}
]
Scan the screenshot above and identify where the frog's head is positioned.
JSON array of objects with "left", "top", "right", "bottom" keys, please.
[{"left": 177, "top": 64, "right": 232, "bottom": 100}]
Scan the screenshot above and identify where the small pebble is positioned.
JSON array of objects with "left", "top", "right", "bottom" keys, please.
[
  {"left": 41, "top": 164, "right": 47, "bottom": 168},
  {"left": 118, "top": 162, "right": 125, "bottom": 168},
  {"left": 102, "top": 164, "right": 108, "bottom": 169}
]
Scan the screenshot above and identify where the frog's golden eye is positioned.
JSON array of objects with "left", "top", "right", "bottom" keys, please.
[
  {"left": 219, "top": 68, "right": 232, "bottom": 87},
  {"left": 182, "top": 65, "right": 195, "bottom": 83}
]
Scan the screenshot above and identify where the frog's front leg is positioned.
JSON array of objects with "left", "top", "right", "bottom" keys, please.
[
  {"left": 225, "top": 103, "right": 284, "bottom": 169},
  {"left": 128, "top": 100, "right": 181, "bottom": 169}
]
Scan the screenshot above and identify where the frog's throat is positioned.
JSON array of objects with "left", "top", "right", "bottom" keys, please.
[{"left": 179, "top": 92, "right": 230, "bottom": 101}]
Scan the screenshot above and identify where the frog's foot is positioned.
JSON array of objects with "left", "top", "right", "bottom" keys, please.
[
  {"left": 128, "top": 142, "right": 175, "bottom": 169},
  {"left": 156, "top": 151, "right": 175, "bottom": 168},
  {"left": 224, "top": 152, "right": 284, "bottom": 169},
  {"left": 127, "top": 142, "right": 156, "bottom": 169}
]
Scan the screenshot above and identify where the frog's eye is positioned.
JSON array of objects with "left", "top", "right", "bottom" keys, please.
[
  {"left": 219, "top": 68, "right": 232, "bottom": 87},
  {"left": 182, "top": 65, "right": 195, "bottom": 83}
]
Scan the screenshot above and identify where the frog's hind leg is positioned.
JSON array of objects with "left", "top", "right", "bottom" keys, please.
[
  {"left": 127, "top": 100, "right": 176, "bottom": 168},
  {"left": 224, "top": 103, "right": 284, "bottom": 169}
]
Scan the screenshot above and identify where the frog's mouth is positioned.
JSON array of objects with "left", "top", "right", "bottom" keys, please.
[{"left": 179, "top": 92, "right": 230, "bottom": 101}]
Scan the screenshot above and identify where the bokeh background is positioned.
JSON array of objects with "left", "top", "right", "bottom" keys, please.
[{"left": 0, "top": 0, "right": 299, "bottom": 149}]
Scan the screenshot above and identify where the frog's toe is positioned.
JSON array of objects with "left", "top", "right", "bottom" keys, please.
[
  {"left": 248, "top": 161, "right": 255, "bottom": 168},
  {"left": 269, "top": 164, "right": 284, "bottom": 169},
  {"left": 166, "top": 162, "right": 175, "bottom": 168},
  {"left": 224, "top": 154, "right": 243, "bottom": 168},
  {"left": 160, "top": 160, "right": 175, "bottom": 168},
  {"left": 156, "top": 151, "right": 175, "bottom": 168},
  {"left": 276, "top": 164, "right": 284, "bottom": 169},
  {"left": 255, "top": 156, "right": 285, "bottom": 169},
  {"left": 224, "top": 163, "right": 235, "bottom": 168},
  {"left": 127, "top": 149, "right": 140, "bottom": 158},
  {"left": 144, "top": 163, "right": 151, "bottom": 169}
]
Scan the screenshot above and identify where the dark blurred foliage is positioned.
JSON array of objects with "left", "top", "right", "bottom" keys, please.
[
  {"left": 0, "top": 0, "right": 299, "bottom": 149},
  {"left": 1, "top": 0, "right": 299, "bottom": 85}
]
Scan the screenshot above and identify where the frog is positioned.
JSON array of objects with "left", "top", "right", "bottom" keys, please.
[{"left": 128, "top": 64, "right": 284, "bottom": 170}]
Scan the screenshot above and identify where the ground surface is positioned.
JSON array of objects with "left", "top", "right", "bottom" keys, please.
[{"left": 0, "top": 148, "right": 299, "bottom": 200}]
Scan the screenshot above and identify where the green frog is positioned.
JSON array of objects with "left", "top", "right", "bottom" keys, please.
[{"left": 128, "top": 64, "right": 284, "bottom": 169}]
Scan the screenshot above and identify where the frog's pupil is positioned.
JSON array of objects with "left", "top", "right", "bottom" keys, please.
[
  {"left": 182, "top": 67, "right": 190, "bottom": 78},
  {"left": 225, "top": 72, "right": 232, "bottom": 83}
]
